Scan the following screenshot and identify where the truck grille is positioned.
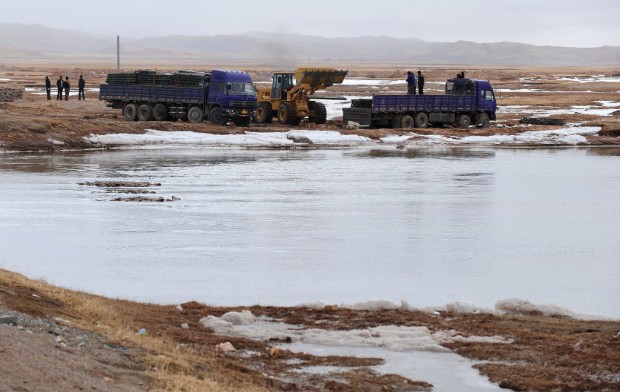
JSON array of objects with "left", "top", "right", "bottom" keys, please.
[{"left": 230, "top": 100, "right": 257, "bottom": 109}]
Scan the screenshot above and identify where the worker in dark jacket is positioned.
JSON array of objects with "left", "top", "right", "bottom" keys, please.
[
  {"left": 417, "top": 71, "right": 425, "bottom": 95},
  {"left": 56, "top": 76, "right": 63, "bottom": 100},
  {"left": 45, "top": 76, "right": 51, "bottom": 100},
  {"left": 78, "top": 75, "right": 86, "bottom": 100},
  {"left": 63, "top": 77, "right": 70, "bottom": 101},
  {"left": 406, "top": 71, "right": 416, "bottom": 95}
]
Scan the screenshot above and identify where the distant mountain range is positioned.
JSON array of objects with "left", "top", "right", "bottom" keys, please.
[{"left": 1, "top": 23, "right": 619, "bottom": 66}]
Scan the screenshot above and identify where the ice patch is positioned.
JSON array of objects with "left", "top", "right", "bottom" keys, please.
[
  {"left": 557, "top": 75, "right": 620, "bottom": 83},
  {"left": 596, "top": 100, "right": 620, "bottom": 107},
  {"left": 495, "top": 298, "right": 612, "bottom": 320},
  {"left": 203, "top": 309, "right": 509, "bottom": 391},
  {"left": 401, "top": 126, "right": 600, "bottom": 146},
  {"left": 313, "top": 95, "right": 368, "bottom": 120},
  {"left": 380, "top": 134, "right": 416, "bottom": 143},
  {"left": 220, "top": 310, "right": 256, "bottom": 325},
  {"left": 85, "top": 130, "right": 372, "bottom": 147}
]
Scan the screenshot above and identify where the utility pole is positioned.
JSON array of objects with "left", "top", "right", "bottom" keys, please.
[{"left": 116, "top": 35, "right": 120, "bottom": 72}]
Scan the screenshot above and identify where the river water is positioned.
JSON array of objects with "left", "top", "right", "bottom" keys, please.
[{"left": 1, "top": 146, "right": 619, "bottom": 318}]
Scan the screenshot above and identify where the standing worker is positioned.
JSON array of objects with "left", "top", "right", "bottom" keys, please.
[
  {"left": 45, "top": 76, "right": 51, "bottom": 100},
  {"left": 417, "top": 71, "right": 425, "bottom": 95},
  {"left": 406, "top": 71, "right": 417, "bottom": 95},
  {"left": 78, "top": 75, "right": 86, "bottom": 100},
  {"left": 63, "top": 76, "right": 70, "bottom": 101},
  {"left": 56, "top": 76, "right": 63, "bottom": 100}
]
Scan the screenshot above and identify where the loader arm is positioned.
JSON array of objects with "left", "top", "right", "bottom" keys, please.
[{"left": 286, "top": 68, "right": 347, "bottom": 101}]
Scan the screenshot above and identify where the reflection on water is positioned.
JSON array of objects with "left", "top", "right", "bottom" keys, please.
[
  {"left": 1, "top": 146, "right": 619, "bottom": 318},
  {"left": 358, "top": 148, "right": 496, "bottom": 159}
]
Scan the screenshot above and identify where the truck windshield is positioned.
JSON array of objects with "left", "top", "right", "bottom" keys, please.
[{"left": 227, "top": 82, "right": 256, "bottom": 96}]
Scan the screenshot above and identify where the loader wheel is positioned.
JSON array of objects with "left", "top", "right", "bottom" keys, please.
[
  {"left": 138, "top": 104, "right": 154, "bottom": 121},
  {"left": 255, "top": 102, "right": 273, "bottom": 123},
  {"left": 309, "top": 101, "right": 327, "bottom": 124},
  {"left": 457, "top": 114, "right": 471, "bottom": 129},
  {"left": 400, "top": 115, "right": 415, "bottom": 129},
  {"left": 188, "top": 106, "right": 204, "bottom": 123},
  {"left": 414, "top": 112, "right": 429, "bottom": 128},
  {"left": 210, "top": 107, "right": 227, "bottom": 125},
  {"left": 153, "top": 103, "right": 168, "bottom": 121},
  {"left": 277, "top": 102, "right": 298, "bottom": 125},
  {"left": 123, "top": 103, "right": 138, "bottom": 121},
  {"left": 475, "top": 112, "right": 490, "bottom": 128}
]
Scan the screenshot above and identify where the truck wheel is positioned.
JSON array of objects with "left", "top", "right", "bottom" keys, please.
[
  {"left": 277, "top": 102, "right": 298, "bottom": 125},
  {"left": 138, "top": 104, "right": 154, "bottom": 121},
  {"left": 457, "top": 114, "right": 471, "bottom": 129},
  {"left": 153, "top": 103, "right": 168, "bottom": 121},
  {"left": 476, "top": 112, "right": 490, "bottom": 128},
  {"left": 188, "top": 106, "right": 204, "bottom": 123},
  {"left": 309, "top": 101, "right": 327, "bottom": 124},
  {"left": 123, "top": 103, "right": 138, "bottom": 121},
  {"left": 414, "top": 112, "right": 429, "bottom": 128},
  {"left": 209, "top": 107, "right": 227, "bottom": 125},
  {"left": 255, "top": 102, "right": 273, "bottom": 123},
  {"left": 400, "top": 115, "right": 415, "bottom": 129},
  {"left": 234, "top": 117, "right": 251, "bottom": 127},
  {"left": 390, "top": 115, "right": 402, "bottom": 129}
]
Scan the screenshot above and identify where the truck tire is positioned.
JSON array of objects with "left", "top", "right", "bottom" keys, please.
[
  {"left": 457, "top": 114, "right": 471, "bottom": 129},
  {"left": 123, "top": 103, "right": 138, "bottom": 121},
  {"left": 188, "top": 106, "right": 204, "bottom": 123},
  {"left": 475, "top": 112, "right": 490, "bottom": 128},
  {"left": 400, "top": 115, "right": 415, "bottom": 129},
  {"left": 209, "top": 107, "right": 227, "bottom": 125},
  {"left": 255, "top": 102, "right": 273, "bottom": 123},
  {"left": 309, "top": 101, "right": 327, "bottom": 124},
  {"left": 414, "top": 112, "right": 429, "bottom": 128},
  {"left": 390, "top": 114, "right": 402, "bottom": 129},
  {"left": 153, "top": 103, "right": 168, "bottom": 121},
  {"left": 234, "top": 117, "right": 251, "bottom": 127},
  {"left": 138, "top": 104, "right": 154, "bottom": 121},
  {"left": 278, "top": 102, "right": 299, "bottom": 125}
]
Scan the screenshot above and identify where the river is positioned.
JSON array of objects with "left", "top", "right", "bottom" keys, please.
[{"left": 1, "top": 146, "right": 619, "bottom": 318}]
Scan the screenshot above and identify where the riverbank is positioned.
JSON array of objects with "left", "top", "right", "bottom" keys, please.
[
  {"left": 1, "top": 65, "right": 619, "bottom": 152},
  {"left": 1, "top": 269, "right": 619, "bottom": 391}
]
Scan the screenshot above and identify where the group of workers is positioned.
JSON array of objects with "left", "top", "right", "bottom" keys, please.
[
  {"left": 406, "top": 71, "right": 425, "bottom": 95},
  {"left": 44, "top": 75, "right": 86, "bottom": 101},
  {"left": 406, "top": 70, "right": 467, "bottom": 95}
]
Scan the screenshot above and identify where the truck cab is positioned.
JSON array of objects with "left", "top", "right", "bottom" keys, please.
[
  {"left": 446, "top": 78, "right": 497, "bottom": 121},
  {"left": 207, "top": 70, "right": 257, "bottom": 126}
]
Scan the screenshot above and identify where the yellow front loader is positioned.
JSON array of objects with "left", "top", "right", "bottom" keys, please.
[{"left": 254, "top": 68, "right": 348, "bottom": 125}]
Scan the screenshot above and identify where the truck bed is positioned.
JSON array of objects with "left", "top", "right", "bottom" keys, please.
[
  {"left": 372, "top": 94, "right": 476, "bottom": 113},
  {"left": 99, "top": 84, "right": 205, "bottom": 104}
]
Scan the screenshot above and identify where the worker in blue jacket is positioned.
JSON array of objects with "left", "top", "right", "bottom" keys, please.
[{"left": 406, "top": 71, "right": 417, "bottom": 94}]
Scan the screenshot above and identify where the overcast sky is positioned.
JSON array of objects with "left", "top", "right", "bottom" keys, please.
[{"left": 2, "top": 0, "right": 619, "bottom": 47}]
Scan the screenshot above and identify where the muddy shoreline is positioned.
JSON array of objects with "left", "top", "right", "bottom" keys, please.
[{"left": 1, "top": 269, "right": 619, "bottom": 391}]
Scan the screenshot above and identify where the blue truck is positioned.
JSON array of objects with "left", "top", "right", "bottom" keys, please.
[
  {"left": 99, "top": 70, "right": 257, "bottom": 126},
  {"left": 342, "top": 78, "right": 497, "bottom": 129}
]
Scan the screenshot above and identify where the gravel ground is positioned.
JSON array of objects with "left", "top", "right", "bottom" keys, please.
[{"left": 0, "top": 305, "right": 151, "bottom": 392}]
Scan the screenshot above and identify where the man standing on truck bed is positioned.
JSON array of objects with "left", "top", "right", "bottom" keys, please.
[
  {"left": 406, "top": 71, "right": 417, "bottom": 94},
  {"left": 417, "top": 71, "right": 425, "bottom": 95}
]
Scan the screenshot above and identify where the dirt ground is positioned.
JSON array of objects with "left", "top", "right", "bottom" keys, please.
[
  {"left": 1, "top": 65, "right": 620, "bottom": 391},
  {"left": 1, "top": 269, "right": 619, "bottom": 392},
  {"left": 0, "top": 65, "right": 619, "bottom": 151}
]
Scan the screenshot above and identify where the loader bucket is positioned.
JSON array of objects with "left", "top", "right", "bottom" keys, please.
[{"left": 295, "top": 68, "right": 348, "bottom": 90}]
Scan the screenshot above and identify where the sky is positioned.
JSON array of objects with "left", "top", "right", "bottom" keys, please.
[{"left": 1, "top": 0, "right": 619, "bottom": 48}]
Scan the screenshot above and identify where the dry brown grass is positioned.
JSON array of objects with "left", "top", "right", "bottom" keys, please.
[{"left": 0, "top": 269, "right": 270, "bottom": 392}]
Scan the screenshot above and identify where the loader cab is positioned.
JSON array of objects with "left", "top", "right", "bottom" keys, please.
[{"left": 271, "top": 72, "right": 296, "bottom": 99}]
